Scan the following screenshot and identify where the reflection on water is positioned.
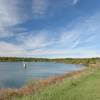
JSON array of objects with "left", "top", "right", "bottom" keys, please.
[{"left": 0, "top": 62, "right": 84, "bottom": 88}]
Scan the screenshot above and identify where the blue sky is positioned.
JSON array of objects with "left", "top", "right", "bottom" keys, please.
[{"left": 0, "top": 0, "right": 100, "bottom": 58}]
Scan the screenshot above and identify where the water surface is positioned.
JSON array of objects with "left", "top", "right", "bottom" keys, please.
[{"left": 0, "top": 62, "right": 84, "bottom": 88}]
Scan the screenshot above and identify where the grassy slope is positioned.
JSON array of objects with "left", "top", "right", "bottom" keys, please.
[{"left": 16, "top": 68, "right": 100, "bottom": 100}]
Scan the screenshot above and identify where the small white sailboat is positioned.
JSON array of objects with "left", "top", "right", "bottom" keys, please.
[{"left": 23, "top": 63, "right": 27, "bottom": 69}]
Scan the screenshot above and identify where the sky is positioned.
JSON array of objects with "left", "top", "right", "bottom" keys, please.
[{"left": 0, "top": 0, "right": 100, "bottom": 58}]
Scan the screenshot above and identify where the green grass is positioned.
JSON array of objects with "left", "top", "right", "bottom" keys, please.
[{"left": 16, "top": 68, "right": 100, "bottom": 100}]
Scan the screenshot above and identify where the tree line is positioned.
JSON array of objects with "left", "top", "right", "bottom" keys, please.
[{"left": 0, "top": 57, "right": 99, "bottom": 65}]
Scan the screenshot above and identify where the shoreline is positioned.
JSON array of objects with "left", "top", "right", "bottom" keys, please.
[{"left": 0, "top": 66, "right": 88, "bottom": 100}]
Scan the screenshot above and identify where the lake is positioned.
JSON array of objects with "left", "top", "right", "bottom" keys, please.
[{"left": 0, "top": 62, "right": 84, "bottom": 88}]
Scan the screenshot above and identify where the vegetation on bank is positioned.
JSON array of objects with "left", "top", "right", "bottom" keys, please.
[
  {"left": 0, "top": 57, "right": 99, "bottom": 65},
  {"left": 50, "top": 58, "right": 99, "bottom": 65},
  {"left": 0, "top": 57, "right": 50, "bottom": 62}
]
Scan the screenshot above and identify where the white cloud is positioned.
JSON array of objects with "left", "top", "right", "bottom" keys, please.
[
  {"left": 0, "top": 30, "right": 55, "bottom": 57},
  {"left": 0, "top": 0, "right": 31, "bottom": 37},
  {"left": 0, "top": 41, "right": 37, "bottom": 57},
  {"left": 24, "top": 34, "right": 48, "bottom": 49},
  {"left": 32, "top": 0, "right": 49, "bottom": 18},
  {"left": 31, "top": 50, "right": 67, "bottom": 55},
  {"left": 0, "top": 41, "right": 23, "bottom": 51},
  {"left": 17, "top": 30, "right": 54, "bottom": 49},
  {"left": 72, "top": 0, "right": 79, "bottom": 5},
  {"left": 0, "top": 41, "right": 98, "bottom": 58},
  {"left": 29, "top": 49, "right": 99, "bottom": 58},
  {"left": 59, "top": 30, "right": 80, "bottom": 48},
  {"left": 58, "top": 12, "right": 100, "bottom": 50},
  {"left": 64, "top": 0, "right": 79, "bottom": 6},
  {"left": 0, "top": 0, "right": 30, "bottom": 25},
  {"left": 0, "top": 27, "right": 13, "bottom": 38}
]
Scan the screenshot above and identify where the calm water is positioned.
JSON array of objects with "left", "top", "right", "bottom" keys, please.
[{"left": 0, "top": 62, "right": 84, "bottom": 88}]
